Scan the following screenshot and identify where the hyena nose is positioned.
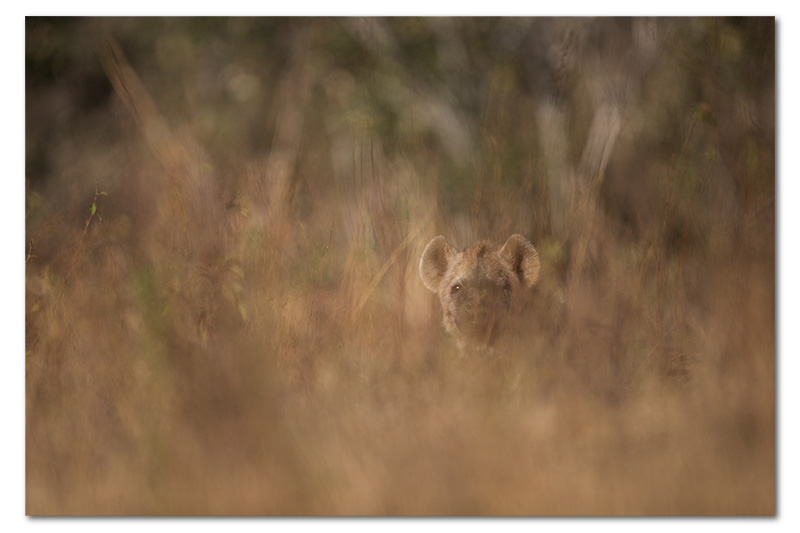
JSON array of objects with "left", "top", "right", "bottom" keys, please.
[{"left": 468, "top": 303, "right": 490, "bottom": 322}]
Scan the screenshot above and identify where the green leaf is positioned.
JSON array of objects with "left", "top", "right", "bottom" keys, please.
[
  {"left": 90, "top": 203, "right": 97, "bottom": 216},
  {"left": 99, "top": 191, "right": 108, "bottom": 196}
]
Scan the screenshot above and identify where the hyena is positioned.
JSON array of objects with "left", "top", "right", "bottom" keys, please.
[{"left": 419, "top": 234, "right": 541, "bottom": 353}]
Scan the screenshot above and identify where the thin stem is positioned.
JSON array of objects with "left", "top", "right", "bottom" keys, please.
[{"left": 57, "top": 185, "right": 104, "bottom": 302}]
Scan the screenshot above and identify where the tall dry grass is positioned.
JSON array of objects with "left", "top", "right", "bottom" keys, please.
[{"left": 26, "top": 17, "right": 774, "bottom": 515}]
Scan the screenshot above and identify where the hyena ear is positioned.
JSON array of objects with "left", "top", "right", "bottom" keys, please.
[
  {"left": 420, "top": 236, "right": 457, "bottom": 292},
  {"left": 501, "top": 234, "right": 541, "bottom": 290}
]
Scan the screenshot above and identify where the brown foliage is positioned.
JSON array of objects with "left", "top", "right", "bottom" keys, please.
[{"left": 25, "top": 17, "right": 774, "bottom": 515}]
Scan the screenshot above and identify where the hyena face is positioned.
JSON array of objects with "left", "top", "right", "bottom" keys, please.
[{"left": 419, "top": 234, "right": 541, "bottom": 352}]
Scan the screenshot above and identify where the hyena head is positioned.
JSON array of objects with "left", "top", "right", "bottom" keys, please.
[{"left": 419, "top": 234, "right": 541, "bottom": 352}]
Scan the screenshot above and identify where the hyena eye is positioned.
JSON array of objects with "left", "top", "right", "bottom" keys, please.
[{"left": 451, "top": 283, "right": 462, "bottom": 293}]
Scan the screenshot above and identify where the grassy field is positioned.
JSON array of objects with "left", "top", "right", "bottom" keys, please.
[{"left": 25, "top": 17, "right": 774, "bottom": 515}]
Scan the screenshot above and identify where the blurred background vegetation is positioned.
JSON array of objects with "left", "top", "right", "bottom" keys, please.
[{"left": 26, "top": 17, "right": 774, "bottom": 515}]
